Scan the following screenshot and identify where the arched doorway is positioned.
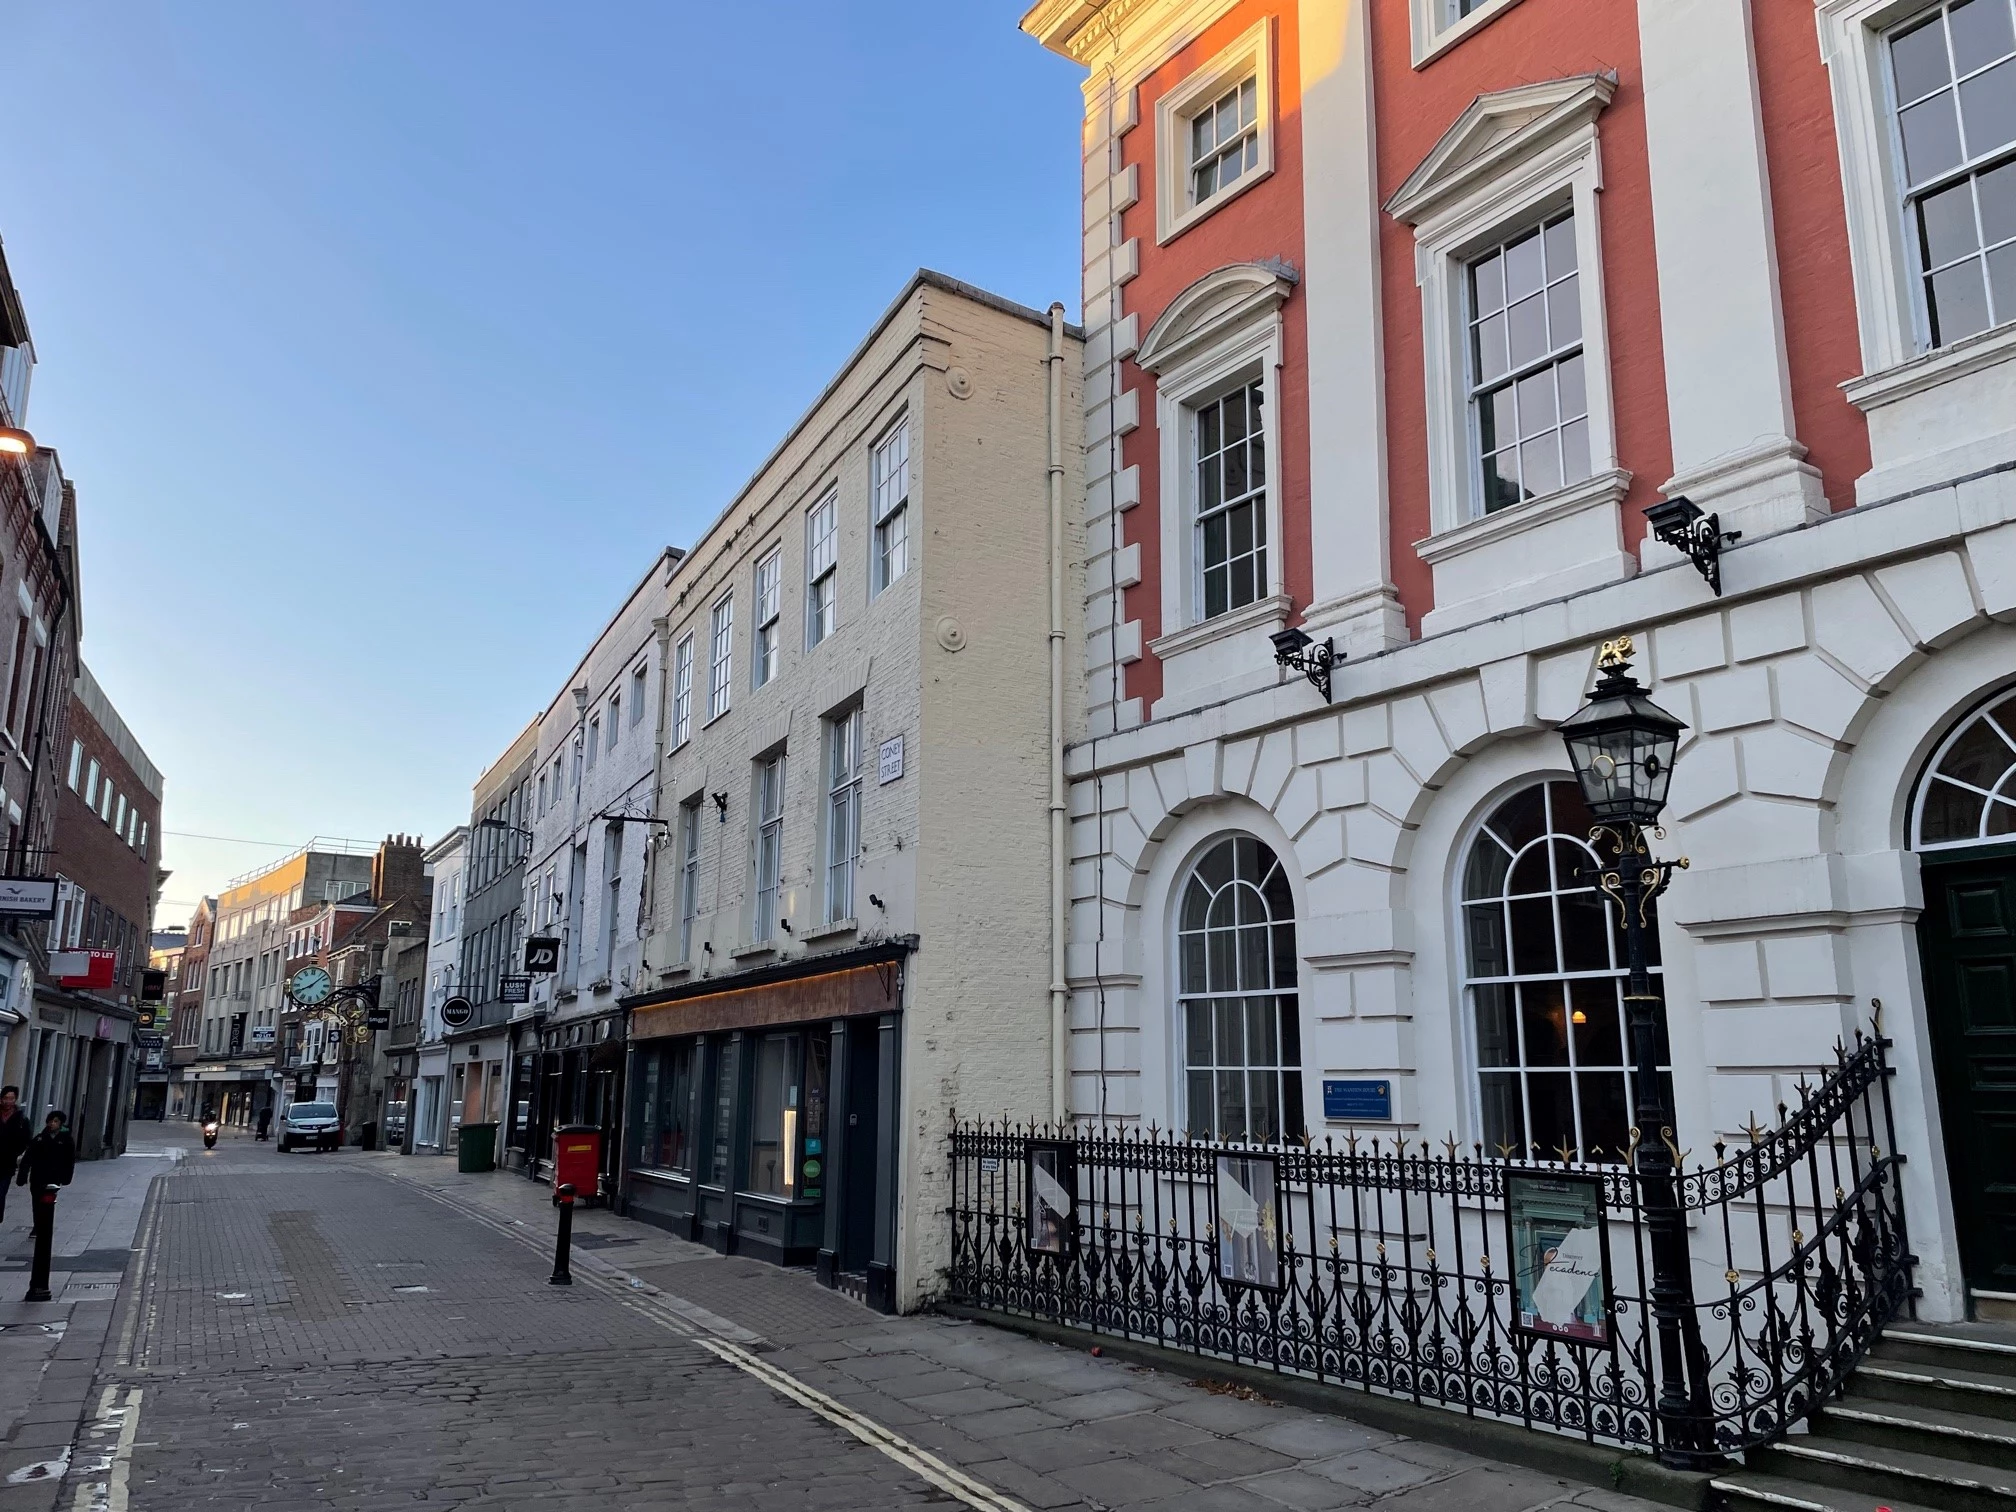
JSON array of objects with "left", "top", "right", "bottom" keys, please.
[{"left": 1913, "top": 689, "right": 2016, "bottom": 1309}]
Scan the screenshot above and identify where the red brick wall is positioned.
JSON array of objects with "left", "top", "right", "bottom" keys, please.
[
  {"left": 1370, "top": 0, "right": 1671, "bottom": 633},
  {"left": 1119, "top": 0, "right": 1308, "bottom": 711},
  {"left": 51, "top": 691, "right": 160, "bottom": 999}
]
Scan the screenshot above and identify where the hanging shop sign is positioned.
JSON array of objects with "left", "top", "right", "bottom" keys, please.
[
  {"left": 50, "top": 949, "right": 117, "bottom": 990},
  {"left": 0, "top": 878, "right": 57, "bottom": 918},
  {"left": 1505, "top": 1171, "right": 1613, "bottom": 1346},
  {"left": 440, "top": 996, "right": 475, "bottom": 1029},
  {"left": 524, "top": 938, "right": 560, "bottom": 974},
  {"left": 500, "top": 975, "right": 531, "bottom": 1004},
  {"left": 1214, "top": 1152, "right": 1282, "bottom": 1291}
]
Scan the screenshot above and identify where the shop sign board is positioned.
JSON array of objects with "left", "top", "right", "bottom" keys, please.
[{"left": 1505, "top": 1171, "right": 1613, "bottom": 1346}]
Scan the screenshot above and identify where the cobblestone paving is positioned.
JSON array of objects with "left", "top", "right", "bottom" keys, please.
[
  {"left": 19, "top": 1139, "right": 1681, "bottom": 1512},
  {"left": 90, "top": 1156, "right": 957, "bottom": 1510}
]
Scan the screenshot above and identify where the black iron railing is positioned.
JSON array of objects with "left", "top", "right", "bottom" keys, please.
[{"left": 947, "top": 1020, "right": 1912, "bottom": 1469}]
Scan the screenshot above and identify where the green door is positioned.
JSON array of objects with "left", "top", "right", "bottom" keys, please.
[{"left": 1919, "top": 850, "right": 2016, "bottom": 1299}]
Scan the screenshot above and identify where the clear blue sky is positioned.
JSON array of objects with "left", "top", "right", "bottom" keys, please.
[{"left": 5, "top": 3, "right": 1085, "bottom": 925}]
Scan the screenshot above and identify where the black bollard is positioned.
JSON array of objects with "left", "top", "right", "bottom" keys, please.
[
  {"left": 24, "top": 1187, "right": 55, "bottom": 1302},
  {"left": 550, "top": 1183, "right": 576, "bottom": 1286}
]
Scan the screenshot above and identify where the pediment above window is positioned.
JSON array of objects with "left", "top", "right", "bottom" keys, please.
[
  {"left": 1134, "top": 261, "right": 1298, "bottom": 377},
  {"left": 1385, "top": 73, "right": 1616, "bottom": 227}
]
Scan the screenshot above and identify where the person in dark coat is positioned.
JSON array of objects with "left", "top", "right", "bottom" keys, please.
[
  {"left": 16, "top": 1112, "right": 75, "bottom": 1196},
  {"left": 0, "top": 1087, "right": 31, "bottom": 1223}
]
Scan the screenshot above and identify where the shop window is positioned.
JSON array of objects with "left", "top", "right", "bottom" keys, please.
[
  {"left": 636, "top": 1041, "right": 695, "bottom": 1173},
  {"left": 744, "top": 1033, "right": 801, "bottom": 1198},
  {"left": 706, "top": 1037, "right": 740, "bottom": 1186},
  {"left": 1177, "top": 834, "right": 1303, "bottom": 1142},
  {"left": 1461, "top": 779, "right": 1670, "bottom": 1161}
]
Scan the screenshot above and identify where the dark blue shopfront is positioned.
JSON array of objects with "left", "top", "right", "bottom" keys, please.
[{"left": 618, "top": 943, "right": 906, "bottom": 1313}]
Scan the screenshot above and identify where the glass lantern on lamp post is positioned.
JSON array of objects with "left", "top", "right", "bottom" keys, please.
[{"left": 1557, "top": 633, "right": 1711, "bottom": 1463}]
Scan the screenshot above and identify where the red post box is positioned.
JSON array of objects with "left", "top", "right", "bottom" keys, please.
[{"left": 554, "top": 1125, "right": 602, "bottom": 1204}]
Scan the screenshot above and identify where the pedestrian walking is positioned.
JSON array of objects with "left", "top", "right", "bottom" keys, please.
[
  {"left": 17, "top": 1112, "right": 75, "bottom": 1196},
  {"left": 256, "top": 1104, "right": 272, "bottom": 1141},
  {"left": 0, "top": 1088, "right": 30, "bottom": 1224}
]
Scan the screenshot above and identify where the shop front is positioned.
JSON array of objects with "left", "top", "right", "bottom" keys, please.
[
  {"left": 523, "top": 1008, "right": 623, "bottom": 1192},
  {"left": 621, "top": 944, "right": 907, "bottom": 1312}
]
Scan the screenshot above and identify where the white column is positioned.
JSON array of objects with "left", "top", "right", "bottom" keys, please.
[
  {"left": 1639, "top": 0, "right": 1827, "bottom": 541},
  {"left": 1298, "top": 0, "right": 1406, "bottom": 654}
]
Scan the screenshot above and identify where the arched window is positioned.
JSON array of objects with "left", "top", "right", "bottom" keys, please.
[
  {"left": 1178, "top": 835, "right": 1302, "bottom": 1142},
  {"left": 1461, "top": 780, "right": 1670, "bottom": 1161},
  {"left": 1915, "top": 691, "right": 2016, "bottom": 849}
]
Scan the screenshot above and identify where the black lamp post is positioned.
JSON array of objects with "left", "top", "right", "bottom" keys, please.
[{"left": 1558, "top": 634, "right": 1712, "bottom": 1466}]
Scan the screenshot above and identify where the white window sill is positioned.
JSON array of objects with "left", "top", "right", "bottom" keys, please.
[
  {"left": 1160, "top": 168, "right": 1274, "bottom": 248},
  {"left": 728, "top": 942, "right": 776, "bottom": 962},
  {"left": 1148, "top": 593, "right": 1293, "bottom": 721},
  {"left": 1844, "top": 320, "right": 2016, "bottom": 412},
  {"left": 588, "top": 978, "right": 613, "bottom": 995},
  {"left": 1415, "top": 468, "right": 1634, "bottom": 636},
  {"left": 1411, "top": 0, "right": 1528, "bottom": 69},
  {"left": 1842, "top": 321, "right": 2016, "bottom": 503},
  {"left": 657, "top": 962, "right": 693, "bottom": 981},
  {"left": 801, "top": 918, "right": 857, "bottom": 944},
  {"left": 1148, "top": 592, "right": 1291, "bottom": 662}
]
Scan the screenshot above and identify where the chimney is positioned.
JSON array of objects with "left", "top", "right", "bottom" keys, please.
[{"left": 372, "top": 833, "right": 426, "bottom": 906}]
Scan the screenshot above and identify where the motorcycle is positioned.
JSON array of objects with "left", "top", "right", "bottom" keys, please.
[{"left": 202, "top": 1120, "right": 219, "bottom": 1150}]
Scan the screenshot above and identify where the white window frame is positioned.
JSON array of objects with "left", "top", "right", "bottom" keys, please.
[
  {"left": 805, "top": 489, "right": 838, "bottom": 648},
  {"left": 66, "top": 739, "right": 80, "bottom": 790},
  {"left": 1386, "top": 75, "right": 1632, "bottom": 633},
  {"left": 753, "top": 546, "right": 782, "bottom": 688},
  {"left": 751, "top": 754, "right": 785, "bottom": 945},
  {"left": 607, "top": 695, "right": 620, "bottom": 751},
  {"left": 677, "top": 798, "right": 701, "bottom": 963},
  {"left": 870, "top": 419, "right": 911, "bottom": 597},
  {"left": 630, "top": 665, "right": 647, "bottom": 727},
  {"left": 824, "top": 708, "right": 862, "bottom": 924},
  {"left": 707, "top": 595, "right": 734, "bottom": 723},
  {"left": 1155, "top": 19, "right": 1275, "bottom": 245},
  {"left": 586, "top": 716, "right": 600, "bottom": 771},
  {"left": 671, "top": 635, "right": 694, "bottom": 747},
  {"left": 1146, "top": 286, "right": 1289, "bottom": 646},
  {"left": 1408, "top": 0, "right": 1530, "bottom": 69},
  {"left": 1822, "top": 0, "right": 2016, "bottom": 438}
]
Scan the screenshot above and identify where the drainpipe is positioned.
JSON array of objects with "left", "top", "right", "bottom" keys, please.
[
  {"left": 638, "top": 612, "right": 674, "bottom": 955},
  {"left": 1047, "top": 303, "right": 1069, "bottom": 1126}
]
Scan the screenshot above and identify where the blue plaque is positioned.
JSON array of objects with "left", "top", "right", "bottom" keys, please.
[{"left": 1322, "top": 1079, "right": 1393, "bottom": 1122}]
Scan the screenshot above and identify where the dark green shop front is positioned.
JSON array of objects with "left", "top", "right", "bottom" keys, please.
[{"left": 619, "top": 943, "right": 906, "bottom": 1313}]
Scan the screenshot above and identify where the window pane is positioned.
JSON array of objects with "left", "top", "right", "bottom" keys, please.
[
  {"left": 1902, "top": 92, "right": 1965, "bottom": 184},
  {"left": 1939, "top": 712, "right": 2015, "bottom": 785},
  {"left": 1187, "top": 1072, "right": 1213, "bottom": 1133},
  {"left": 1482, "top": 449, "right": 1522, "bottom": 513},
  {"left": 1893, "top": 14, "right": 1955, "bottom": 104},
  {"left": 1516, "top": 367, "right": 1558, "bottom": 432},
  {"left": 1480, "top": 1073, "right": 1525, "bottom": 1153},
  {"left": 1472, "top": 250, "right": 1505, "bottom": 315},
  {"left": 1543, "top": 214, "right": 1578, "bottom": 276},
  {"left": 1558, "top": 353, "right": 1588, "bottom": 419},
  {"left": 1509, "top": 895, "right": 1558, "bottom": 974},
  {"left": 1186, "top": 1000, "right": 1212, "bottom": 1065},
  {"left": 1475, "top": 312, "right": 1509, "bottom": 383},
  {"left": 1547, "top": 274, "right": 1582, "bottom": 346},
  {"left": 1519, "top": 434, "right": 1563, "bottom": 498},
  {"left": 1481, "top": 385, "right": 1515, "bottom": 455},
  {"left": 1960, "top": 58, "right": 2016, "bottom": 157},
  {"left": 1246, "top": 1070, "right": 1279, "bottom": 1142},
  {"left": 1951, "top": 0, "right": 2016, "bottom": 73},
  {"left": 1983, "top": 158, "right": 2016, "bottom": 241},
  {"left": 1525, "top": 1073, "right": 1575, "bottom": 1156},
  {"left": 1931, "top": 257, "right": 1993, "bottom": 341},
  {"left": 1577, "top": 1073, "right": 1631, "bottom": 1158},
  {"left": 1558, "top": 889, "right": 1612, "bottom": 973},
  {"left": 1506, "top": 294, "right": 1549, "bottom": 368},
  {"left": 1475, "top": 983, "right": 1518, "bottom": 1067},
  {"left": 1504, "top": 226, "right": 1544, "bottom": 300},
  {"left": 1466, "top": 902, "right": 1508, "bottom": 977},
  {"left": 1216, "top": 1070, "right": 1247, "bottom": 1142},
  {"left": 1571, "top": 985, "right": 1626, "bottom": 1067},
  {"left": 1990, "top": 240, "right": 2016, "bottom": 319},
  {"left": 1921, "top": 176, "right": 1982, "bottom": 268},
  {"left": 1214, "top": 999, "right": 1245, "bottom": 1067},
  {"left": 1521, "top": 982, "right": 1571, "bottom": 1067},
  {"left": 1561, "top": 419, "right": 1592, "bottom": 483}
]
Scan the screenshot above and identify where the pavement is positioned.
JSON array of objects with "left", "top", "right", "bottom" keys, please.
[{"left": 0, "top": 1123, "right": 1675, "bottom": 1510}]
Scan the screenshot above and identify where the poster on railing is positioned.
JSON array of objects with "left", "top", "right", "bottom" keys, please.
[
  {"left": 1215, "top": 1153, "right": 1281, "bottom": 1290},
  {"left": 1026, "top": 1140, "right": 1076, "bottom": 1257},
  {"left": 1505, "top": 1171, "right": 1612, "bottom": 1345}
]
